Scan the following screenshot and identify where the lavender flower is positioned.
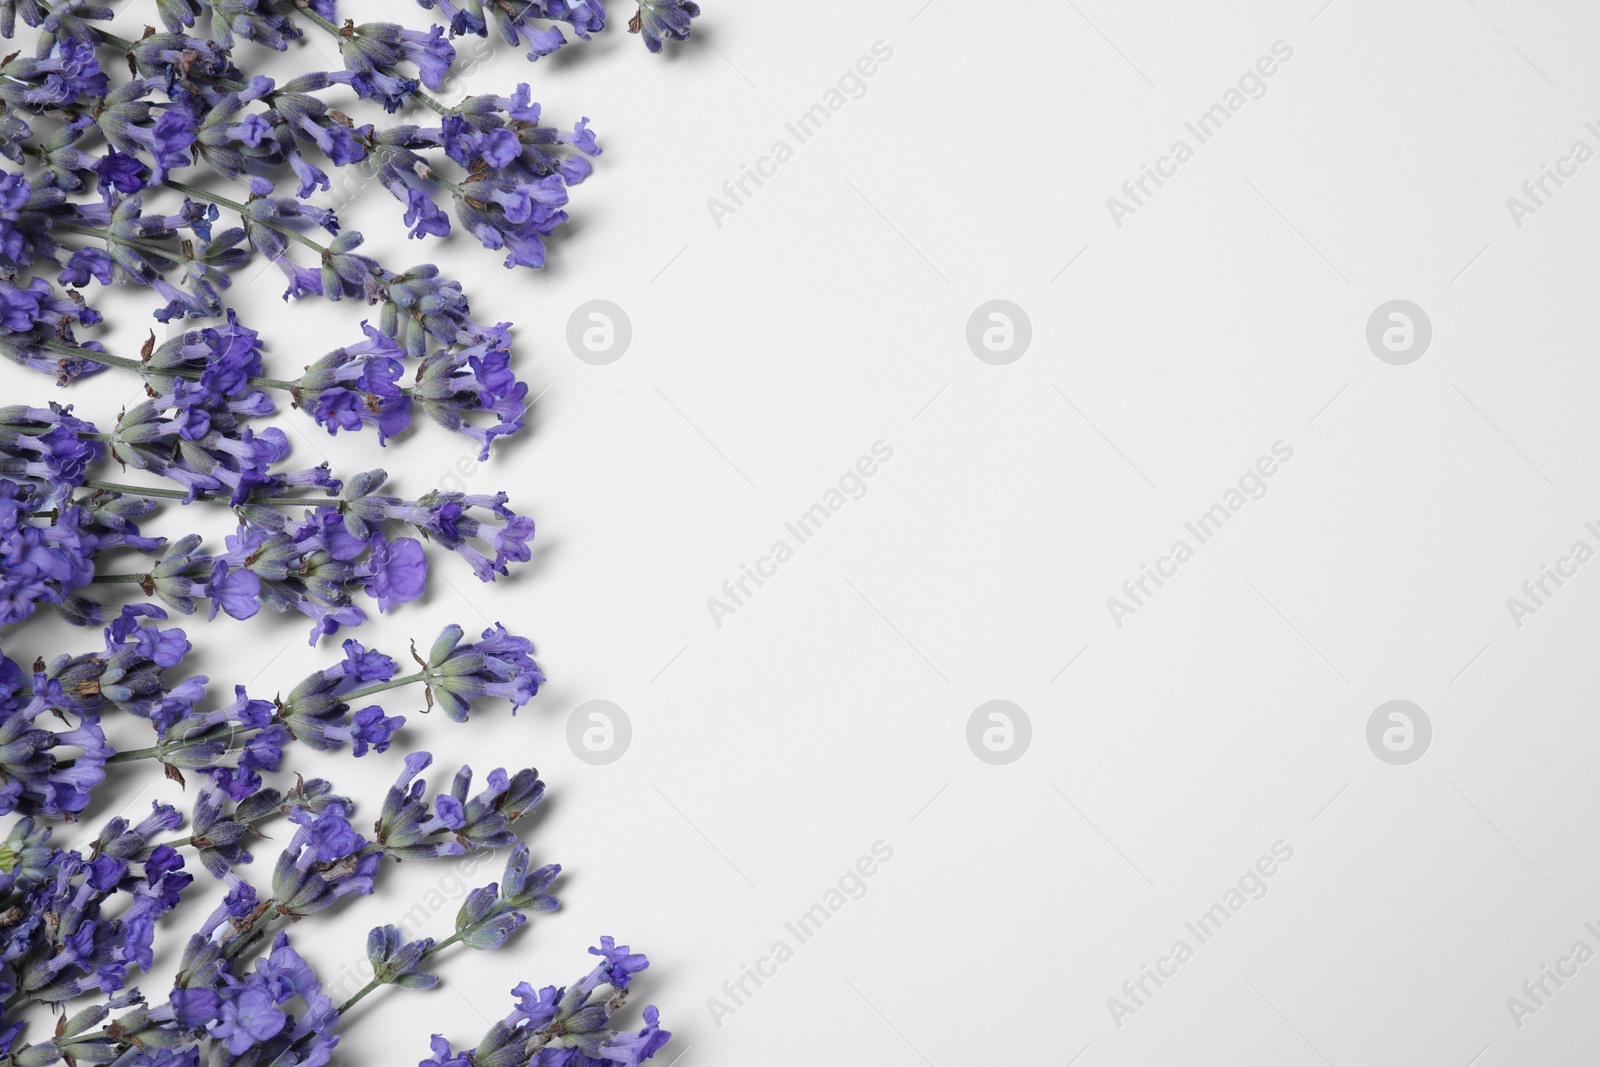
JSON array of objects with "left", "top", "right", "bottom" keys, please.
[
  {"left": 365, "top": 925, "right": 438, "bottom": 990},
  {"left": 0, "top": 801, "right": 191, "bottom": 1005},
  {"left": 270, "top": 801, "right": 380, "bottom": 917},
  {"left": 187, "top": 777, "right": 344, "bottom": 877},
  {"left": 417, "top": 0, "right": 609, "bottom": 59},
  {"left": 293, "top": 323, "right": 413, "bottom": 444},
  {"left": 343, "top": 470, "right": 536, "bottom": 583},
  {"left": 412, "top": 323, "right": 529, "bottom": 458},
  {"left": 420, "top": 935, "right": 669, "bottom": 1067},
  {"left": 0, "top": 402, "right": 100, "bottom": 492},
  {"left": 374, "top": 752, "right": 546, "bottom": 860},
  {"left": 0, "top": 483, "right": 104, "bottom": 624},
  {"left": 336, "top": 21, "right": 456, "bottom": 95},
  {"left": 45, "top": 605, "right": 198, "bottom": 724},
  {"left": 632, "top": 0, "right": 699, "bottom": 52},
  {"left": 420, "top": 623, "right": 545, "bottom": 721}
]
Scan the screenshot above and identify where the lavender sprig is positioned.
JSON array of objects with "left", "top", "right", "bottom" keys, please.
[
  {"left": 0, "top": 612, "right": 544, "bottom": 819},
  {"left": 0, "top": 403, "right": 538, "bottom": 634}
]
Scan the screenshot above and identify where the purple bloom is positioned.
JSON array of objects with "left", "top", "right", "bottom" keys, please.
[
  {"left": 207, "top": 559, "right": 263, "bottom": 621},
  {"left": 0, "top": 672, "right": 112, "bottom": 819},
  {"left": 420, "top": 1035, "right": 473, "bottom": 1067},
  {"left": 359, "top": 532, "right": 427, "bottom": 612},
  {"left": 453, "top": 170, "right": 570, "bottom": 269},
  {"left": 401, "top": 184, "right": 451, "bottom": 239},
  {"left": 271, "top": 800, "right": 379, "bottom": 914},
  {"left": 146, "top": 314, "right": 266, "bottom": 406},
  {"left": 171, "top": 986, "right": 222, "bottom": 1028},
  {"left": 0, "top": 482, "right": 100, "bottom": 625},
  {"left": 0, "top": 403, "right": 102, "bottom": 490},
  {"left": 414, "top": 327, "right": 529, "bottom": 458},
  {"left": 349, "top": 68, "right": 419, "bottom": 112},
  {"left": 276, "top": 637, "right": 412, "bottom": 752},
  {"left": 521, "top": 23, "right": 567, "bottom": 59},
  {"left": 0, "top": 274, "right": 103, "bottom": 346},
  {"left": 212, "top": 985, "right": 288, "bottom": 1054},
  {"left": 0, "top": 274, "right": 42, "bottom": 331},
  {"left": 45, "top": 605, "right": 201, "bottom": 723},
  {"left": 295, "top": 324, "right": 413, "bottom": 444},
  {"left": 608, "top": 1005, "right": 673, "bottom": 1066},
  {"left": 343, "top": 472, "right": 537, "bottom": 582},
  {"left": 58, "top": 246, "right": 114, "bottom": 286},
  {"left": 0, "top": 38, "right": 108, "bottom": 106},
  {"left": 421, "top": 623, "right": 545, "bottom": 721},
  {"left": 399, "top": 23, "right": 456, "bottom": 88},
  {"left": 298, "top": 805, "right": 365, "bottom": 863},
  {"left": 0, "top": 172, "right": 60, "bottom": 270},
  {"left": 199, "top": 933, "right": 337, "bottom": 1061},
  {"left": 339, "top": 22, "right": 455, "bottom": 93},
  {"left": 148, "top": 105, "right": 199, "bottom": 181},
  {"left": 508, "top": 982, "right": 562, "bottom": 1029},
  {"left": 634, "top": 0, "right": 700, "bottom": 52},
  {"left": 95, "top": 149, "right": 149, "bottom": 193},
  {"left": 589, "top": 935, "right": 651, "bottom": 990},
  {"left": 439, "top": 114, "right": 520, "bottom": 169},
  {"left": 342, "top": 640, "right": 398, "bottom": 683},
  {"left": 376, "top": 753, "right": 543, "bottom": 860},
  {"left": 338, "top": 705, "right": 405, "bottom": 756},
  {"left": 418, "top": 0, "right": 488, "bottom": 36}
]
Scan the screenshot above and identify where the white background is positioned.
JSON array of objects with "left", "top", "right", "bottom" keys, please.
[{"left": 17, "top": 0, "right": 1600, "bottom": 1064}]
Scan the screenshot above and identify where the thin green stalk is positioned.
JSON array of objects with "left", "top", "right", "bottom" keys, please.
[
  {"left": 32, "top": 339, "right": 300, "bottom": 392},
  {"left": 54, "top": 220, "right": 192, "bottom": 261},
  {"left": 340, "top": 671, "right": 427, "bottom": 702},
  {"left": 334, "top": 926, "right": 470, "bottom": 1016},
  {"left": 163, "top": 178, "right": 331, "bottom": 256},
  {"left": 107, "top": 727, "right": 259, "bottom": 766},
  {"left": 334, "top": 977, "right": 381, "bottom": 1015},
  {"left": 35, "top": 339, "right": 146, "bottom": 375},
  {"left": 80, "top": 479, "right": 330, "bottom": 508},
  {"left": 106, "top": 743, "right": 163, "bottom": 764}
]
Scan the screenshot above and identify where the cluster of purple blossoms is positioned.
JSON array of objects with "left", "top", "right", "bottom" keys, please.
[
  {"left": 13, "top": 606, "right": 544, "bottom": 811},
  {"left": 0, "top": 598, "right": 662, "bottom": 1064},
  {"left": 420, "top": 934, "right": 670, "bottom": 1067},
  {"left": 0, "top": 803, "right": 192, "bottom": 1007},
  {"left": 0, "top": 398, "right": 537, "bottom": 635},
  {"left": 0, "top": 0, "right": 690, "bottom": 1063},
  {"left": 417, "top": 0, "right": 698, "bottom": 60},
  {"left": 0, "top": 0, "right": 662, "bottom": 331}
]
